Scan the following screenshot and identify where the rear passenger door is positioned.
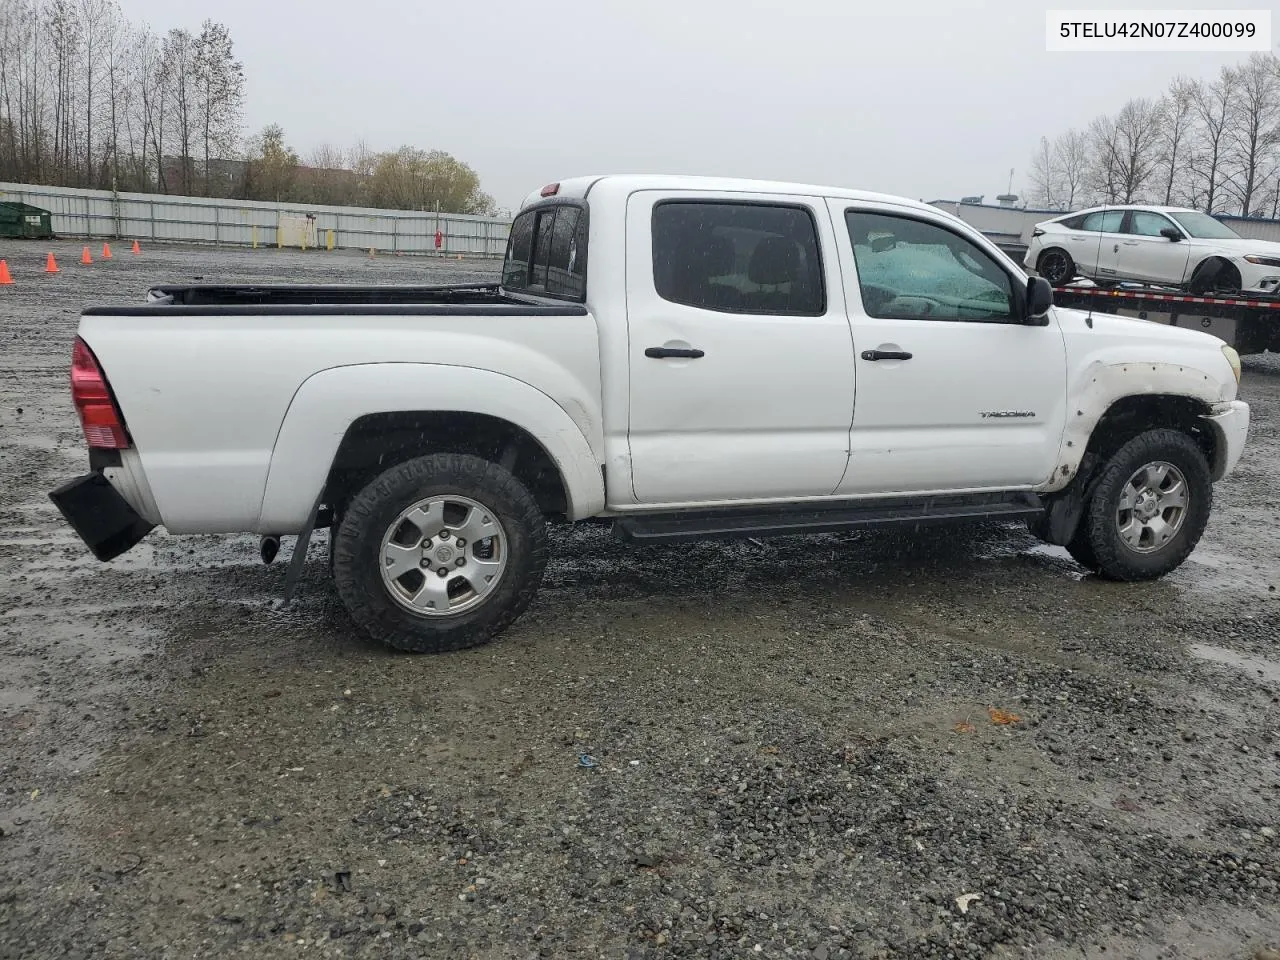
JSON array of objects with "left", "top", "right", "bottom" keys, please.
[
  {"left": 1075, "top": 209, "right": 1126, "bottom": 279},
  {"left": 624, "top": 191, "right": 856, "bottom": 505}
]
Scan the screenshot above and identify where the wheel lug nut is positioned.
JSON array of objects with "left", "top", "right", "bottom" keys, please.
[
  {"left": 439, "top": 530, "right": 451, "bottom": 541},
  {"left": 420, "top": 558, "right": 430, "bottom": 568},
  {"left": 455, "top": 558, "right": 465, "bottom": 567},
  {"left": 437, "top": 567, "right": 449, "bottom": 578},
  {"left": 455, "top": 539, "right": 466, "bottom": 548}
]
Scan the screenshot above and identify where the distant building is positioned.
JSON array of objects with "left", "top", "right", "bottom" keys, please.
[{"left": 159, "top": 156, "right": 249, "bottom": 197}]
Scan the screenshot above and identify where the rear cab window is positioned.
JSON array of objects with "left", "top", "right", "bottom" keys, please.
[{"left": 502, "top": 202, "right": 588, "bottom": 301}]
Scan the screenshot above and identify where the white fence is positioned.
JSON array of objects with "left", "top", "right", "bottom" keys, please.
[
  {"left": 932, "top": 200, "right": 1280, "bottom": 246},
  {"left": 0, "top": 182, "right": 512, "bottom": 257}
]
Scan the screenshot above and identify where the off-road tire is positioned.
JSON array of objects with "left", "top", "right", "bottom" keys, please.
[
  {"left": 331, "top": 453, "right": 548, "bottom": 653},
  {"left": 1065, "top": 525, "right": 1100, "bottom": 572},
  {"left": 1081, "top": 429, "right": 1212, "bottom": 582}
]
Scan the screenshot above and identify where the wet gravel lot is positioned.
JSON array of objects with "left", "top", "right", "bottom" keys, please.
[{"left": 1, "top": 239, "right": 1279, "bottom": 960}]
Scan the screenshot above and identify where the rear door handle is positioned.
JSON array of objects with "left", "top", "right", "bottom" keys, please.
[
  {"left": 861, "top": 349, "right": 912, "bottom": 361},
  {"left": 645, "top": 346, "right": 705, "bottom": 359}
]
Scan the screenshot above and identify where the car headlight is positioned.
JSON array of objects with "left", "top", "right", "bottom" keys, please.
[
  {"left": 1242, "top": 254, "right": 1280, "bottom": 267},
  {"left": 1222, "top": 344, "right": 1241, "bottom": 385}
]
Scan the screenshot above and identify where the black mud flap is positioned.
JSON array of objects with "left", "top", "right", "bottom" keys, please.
[{"left": 48, "top": 472, "right": 155, "bottom": 561}]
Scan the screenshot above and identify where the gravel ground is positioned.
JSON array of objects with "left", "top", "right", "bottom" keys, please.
[{"left": 1, "top": 239, "right": 1279, "bottom": 960}]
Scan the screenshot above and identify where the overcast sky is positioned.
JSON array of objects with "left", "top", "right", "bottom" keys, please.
[{"left": 111, "top": 0, "right": 1252, "bottom": 212}]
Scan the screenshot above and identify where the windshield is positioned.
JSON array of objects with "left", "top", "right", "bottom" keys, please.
[{"left": 1168, "top": 212, "right": 1241, "bottom": 240}]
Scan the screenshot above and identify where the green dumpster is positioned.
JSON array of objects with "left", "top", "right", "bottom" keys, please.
[{"left": 0, "top": 201, "right": 54, "bottom": 239}]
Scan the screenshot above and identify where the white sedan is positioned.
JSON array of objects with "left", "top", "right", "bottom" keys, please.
[{"left": 1024, "top": 205, "right": 1280, "bottom": 296}]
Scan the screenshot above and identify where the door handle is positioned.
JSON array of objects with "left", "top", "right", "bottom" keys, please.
[
  {"left": 645, "top": 346, "right": 705, "bottom": 359},
  {"left": 861, "top": 349, "right": 912, "bottom": 361}
]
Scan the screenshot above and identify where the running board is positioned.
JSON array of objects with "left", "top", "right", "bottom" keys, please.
[{"left": 613, "top": 492, "right": 1043, "bottom": 544}]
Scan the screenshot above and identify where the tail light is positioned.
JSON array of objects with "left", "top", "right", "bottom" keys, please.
[{"left": 71, "top": 337, "right": 130, "bottom": 449}]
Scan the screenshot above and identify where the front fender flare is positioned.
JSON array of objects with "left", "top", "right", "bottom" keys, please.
[
  {"left": 256, "top": 363, "right": 605, "bottom": 531},
  {"left": 1041, "top": 360, "right": 1231, "bottom": 493}
]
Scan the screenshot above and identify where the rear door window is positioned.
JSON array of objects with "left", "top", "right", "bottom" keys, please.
[
  {"left": 651, "top": 201, "right": 825, "bottom": 316},
  {"left": 1080, "top": 210, "right": 1125, "bottom": 233},
  {"left": 502, "top": 203, "right": 588, "bottom": 301}
]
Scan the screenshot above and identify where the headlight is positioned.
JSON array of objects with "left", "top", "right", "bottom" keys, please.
[
  {"left": 1243, "top": 254, "right": 1280, "bottom": 267},
  {"left": 1222, "top": 344, "right": 1241, "bottom": 385}
]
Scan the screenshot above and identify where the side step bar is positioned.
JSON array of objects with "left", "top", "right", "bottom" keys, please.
[{"left": 613, "top": 492, "right": 1043, "bottom": 544}]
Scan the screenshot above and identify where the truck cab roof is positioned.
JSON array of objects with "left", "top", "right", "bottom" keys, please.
[{"left": 521, "top": 175, "right": 939, "bottom": 214}]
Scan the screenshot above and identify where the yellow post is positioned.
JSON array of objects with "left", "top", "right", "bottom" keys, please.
[
  {"left": 327, "top": 229, "right": 335, "bottom": 251},
  {"left": 252, "top": 225, "right": 258, "bottom": 249}
]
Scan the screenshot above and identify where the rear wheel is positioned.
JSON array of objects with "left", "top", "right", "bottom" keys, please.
[
  {"left": 1078, "top": 429, "right": 1211, "bottom": 582},
  {"left": 331, "top": 453, "right": 548, "bottom": 653},
  {"left": 1037, "top": 248, "right": 1076, "bottom": 287}
]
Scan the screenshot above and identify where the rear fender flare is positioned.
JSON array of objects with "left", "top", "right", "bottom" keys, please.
[{"left": 257, "top": 363, "right": 604, "bottom": 531}]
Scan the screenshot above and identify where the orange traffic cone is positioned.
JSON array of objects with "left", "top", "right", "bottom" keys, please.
[
  {"left": 102, "top": 243, "right": 112, "bottom": 259},
  {"left": 81, "top": 246, "right": 93, "bottom": 264},
  {"left": 0, "top": 260, "right": 12, "bottom": 285},
  {"left": 45, "top": 252, "right": 59, "bottom": 274},
  {"left": 131, "top": 240, "right": 140, "bottom": 254}
]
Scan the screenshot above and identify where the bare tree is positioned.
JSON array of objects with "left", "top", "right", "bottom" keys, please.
[
  {"left": 1154, "top": 76, "right": 1197, "bottom": 206},
  {"left": 1087, "top": 100, "right": 1163, "bottom": 205},
  {"left": 193, "top": 19, "right": 242, "bottom": 196},
  {"left": 1027, "top": 136, "right": 1061, "bottom": 208},
  {"left": 135, "top": 27, "right": 166, "bottom": 190},
  {"left": 1055, "top": 129, "right": 1088, "bottom": 208},
  {"left": 162, "top": 27, "right": 196, "bottom": 193},
  {"left": 1221, "top": 53, "right": 1280, "bottom": 216},
  {"left": 1187, "top": 67, "right": 1238, "bottom": 213}
]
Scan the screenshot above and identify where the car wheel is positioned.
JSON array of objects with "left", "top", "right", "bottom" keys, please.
[
  {"left": 1188, "top": 258, "right": 1242, "bottom": 296},
  {"left": 1080, "top": 429, "right": 1212, "bottom": 582},
  {"left": 331, "top": 452, "right": 548, "bottom": 653},
  {"left": 1037, "top": 248, "right": 1076, "bottom": 287}
]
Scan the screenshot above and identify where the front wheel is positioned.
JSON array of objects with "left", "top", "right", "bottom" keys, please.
[
  {"left": 1079, "top": 429, "right": 1212, "bottom": 581},
  {"left": 1188, "top": 259, "right": 1242, "bottom": 296},
  {"left": 331, "top": 453, "right": 548, "bottom": 653}
]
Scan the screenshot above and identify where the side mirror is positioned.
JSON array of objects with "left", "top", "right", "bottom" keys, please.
[
  {"left": 1160, "top": 226, "right": 1183, "bottom": 241},
  {"left": 1025, "top": 276, "right": 1053, "bottom": 324},
  {"left": 870, "top": 236, "right": 896, "bottom": 253}
]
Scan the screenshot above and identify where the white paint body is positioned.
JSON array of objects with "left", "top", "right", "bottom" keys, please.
[
  {"left": 82, "top": 175, "right": 1251, "bottom": 536},
  {"left": 1025, "top": 204, "right": 1280, "bottom": 293}
]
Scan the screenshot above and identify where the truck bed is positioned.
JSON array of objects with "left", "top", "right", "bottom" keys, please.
[{"left": 80, "top": 282, "right": 587, "bottom": 318}]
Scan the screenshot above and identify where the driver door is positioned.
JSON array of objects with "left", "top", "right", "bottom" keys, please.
[
  {"left": 828, "top": 199, "right": 1068, "bottom": 495},
  {"left": 1118, "top": 210, "right": 1192, "bottom": 285}
]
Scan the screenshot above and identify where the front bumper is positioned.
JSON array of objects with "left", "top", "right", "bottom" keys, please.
[
  {"left": 49, "top": 471, "right": 156, "bottom": 561},
  {"left": 1233, "top": 259, "right": 1280, "bottom": 295},
  {"left": 1203, "top": 400, "right": 1250, "bottom": 481}
]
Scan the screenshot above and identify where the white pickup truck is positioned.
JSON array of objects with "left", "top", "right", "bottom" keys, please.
[{"left": 50, "top": 175, "right": 1251, "bottom": 653}]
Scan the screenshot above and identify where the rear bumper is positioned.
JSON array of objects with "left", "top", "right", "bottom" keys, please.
[
  {"left": 1203, "top": 400, "right": 1250, "bottom": 481},
  {"left": 49, "top": 471, "right": 156, "bottom": 561}
]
